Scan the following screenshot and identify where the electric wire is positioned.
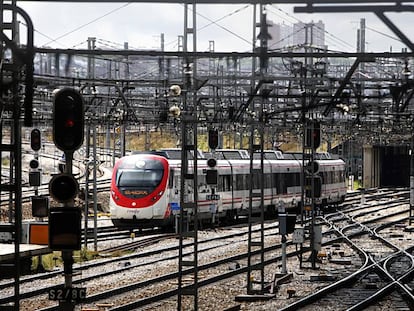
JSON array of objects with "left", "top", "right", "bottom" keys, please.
[
  {"left": 41, "top": 3, "right": 132, "bottom": 47},
  {"left": 365, "top": 26, "right": 404, "bottom": 43}
]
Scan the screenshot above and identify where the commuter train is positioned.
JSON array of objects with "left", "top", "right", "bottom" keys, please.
[{"left": 110, "top": 149, "right": 347, "bottom": 229}]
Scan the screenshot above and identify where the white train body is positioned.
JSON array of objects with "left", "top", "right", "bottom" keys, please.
[{"left": 110, "top": 150, "right": 347, "bottom": 228}]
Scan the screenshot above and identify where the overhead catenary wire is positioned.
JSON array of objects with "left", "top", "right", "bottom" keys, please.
[
  {"left": 41, "top": 3, "right": 132, "bottom": 48},
  {"left": 365, "top": 25, "right": 404, "bottom": 44}
]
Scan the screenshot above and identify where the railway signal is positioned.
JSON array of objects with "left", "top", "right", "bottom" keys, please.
[
  {"left": 208, "top": 128, "right": 219, "bottom": 150},
  {"left": 206, "top": 157, "right": 218, "bottom": 185},
  {"left": 305, "top": 175, "right": 322, "bottom": 198},
  {"left": 305, "top": 121, "right": 321, "bottom": 150},
  {"left": 48, "top": 206, "right": 81, "bottom": 250},
  {"left": 53, "top": 88, "right": 84, "bottom": 153},
  {"left": 28, "top": 158, "right": 41, "bottom": 187},
  {"left": 30, "top": 128, "right": 41, "bottom": 151},
  {"left": 279, "top": 213, "right": 296, "bottom": 235},
  {"left": 29, "top": 170, "right": 41, "bottom": 187},
  {"left": 206, "top": 169, "right": 218, "bottom": 185},
  {"left": 31, "top": 196, "right": 49, "bottom": 218},
  {"left": 207, "top": 158, "right": 217, "bottom": 168},
  {"left": 305, "top": 160, "right": 319, "bottom": 175}
]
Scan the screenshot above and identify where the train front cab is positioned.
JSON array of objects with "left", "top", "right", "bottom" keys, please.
[{"left": 110, "top": 154, "right": 173, "bottom": 229}]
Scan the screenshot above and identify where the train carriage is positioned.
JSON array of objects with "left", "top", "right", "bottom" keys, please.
[{"left": 110, "top": 150, "right": 347, "bottom": 229}]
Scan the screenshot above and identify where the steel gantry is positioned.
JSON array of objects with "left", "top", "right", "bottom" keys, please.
[
  {"left": 0, "top": 2, "right": 34, "bottom": 310},
  {"left": 3, "top": 1, "right": 414, "bottom": 310},
  {"left": 177, "top": 2, "right": 200, "bottom": 311}
]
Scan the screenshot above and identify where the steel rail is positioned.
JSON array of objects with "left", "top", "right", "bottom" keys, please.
[
  {"left": 14, "top": 0, "right": 414, "bottom": 3},
  {"left": 281, "top": 203, "right": 414, "bottom": 310}
]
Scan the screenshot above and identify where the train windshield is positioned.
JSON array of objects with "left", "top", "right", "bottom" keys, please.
[{"left": 116, "top": 159, "right": 165, "bottom": 198}]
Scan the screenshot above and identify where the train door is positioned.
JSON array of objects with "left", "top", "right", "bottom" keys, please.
[
  {"left": 171, "top": 169, "right": 180, "bottom": 205},
  {"left": 239, "top": 165, "right": 248, "bottom": 212}
]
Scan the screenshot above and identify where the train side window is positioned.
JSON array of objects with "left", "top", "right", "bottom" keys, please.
[
  {"left": 252, "top": 171, "right": 260, "bottom": 189},
  {"left": 169, "top": 169, "right": 174, "bottom": 188},
  {"left": 235, "top": 174, "right": 242, "bottom": 190},
  {"left": 281, "top": 173, "right": 287, "bottom": 193},
  {"left": 243, "top": 174, "right": 249, "bottom": 190},
  {"left": 285, "top": 172, "right": 296, "bottom": 187},
  {"left": 240, "top": 174, "right": 245, "bottom": 190},
  {"left": 335, "top": 171, "right": 340, "bottom": 183},
  {"left": 265, "top": 173, "right": 272, "bottom": 188},
  {"left": 247, "top": 174, "right": 252, "bottom": 190},
  {"left": 293, "top": 172, "right": 300, "bottom": 187},
  {"left": 174, "top": 175, "right": 180, "bottom": 190},
  {"left": 284, "top": 173, "right": 290, "bottom": 188},
  {"left": 273, "top": 173, "right": 281, "bottom": 194},
  {"left": 222, "top": 174, "right": 231, "bottom": 191},
  {"left": 319, "top": 172, "right": 325, "bottom": 184},
  {"left": 217, "top": 174, "right": 224, "bottom": 191}
]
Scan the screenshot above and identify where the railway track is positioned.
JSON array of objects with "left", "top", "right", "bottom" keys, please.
[
  {"left": 1, "top": 145, "right": 112, "bottom": 208},
  {"left": 279, "top": 196, "right": 414, "bottom": 310},
  {"left": 1, "top": 190, "right": 410, "bottom": 310}
]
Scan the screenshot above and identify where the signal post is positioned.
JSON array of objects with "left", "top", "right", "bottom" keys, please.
[
  {"left": 48, "top": 88, "right": 85, "bottom": 310},
  {"left": 303, "top": 120, "right": 321, "bottom": 269}
]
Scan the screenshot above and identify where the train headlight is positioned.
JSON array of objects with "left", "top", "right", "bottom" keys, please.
[{"left": 132, "top": 202, "right": 136, "bottom": 207}]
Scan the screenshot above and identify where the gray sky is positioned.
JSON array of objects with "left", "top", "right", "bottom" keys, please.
[{"left": 16, "top": 2, "right": 413, "bottom": 53}]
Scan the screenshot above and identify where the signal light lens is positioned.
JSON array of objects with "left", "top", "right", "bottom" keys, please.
[
  {"left": 208, "top": 129, "right": 219, "bottom": 150},
  {"left": 49, "top": 173, "right": 79, "bottom": 203},
  {"left": 305, "top": 175, "right": 322, "bottom": 198},
  {"left": 53, "top": 88, "right": 84, "bottom": 152},
  {"left": 305, "top": 160, "right": 319, "bottom": 174},
  {"left": 29, "top": 159, "right": 39, "bottom": 169},
  {"left": 30, "top": 129, "right": 41, "bottom": 151},
  {"left": 207, "top": 158, "right": 217, "bottom": 168},
  {"left": 65, "top": 119, "right": 75, "bottom": 128},
  {"left": 305, "top": 121, "right": 321, "bottom": 150}
]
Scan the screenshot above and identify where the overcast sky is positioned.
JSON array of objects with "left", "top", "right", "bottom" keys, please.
[{"left": 16, "top": 2, "right": 414, "bottom": 53}]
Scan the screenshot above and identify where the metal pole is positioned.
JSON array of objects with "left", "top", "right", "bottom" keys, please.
[
  {"left": 84, "top": 125, "right": 90, "bottom": 249},
  {"left": 281, "top": 235, "right": 287, "bottom": 274},
  {"left": 410, "top": 133, "right": 414, "bottom": 225},
  {"left": 93, "top": 126, "right": 98, "bottom": 251},
  {"left": 61, "top": 152, "right": 75, "bottom": 311}
]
